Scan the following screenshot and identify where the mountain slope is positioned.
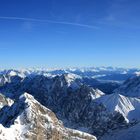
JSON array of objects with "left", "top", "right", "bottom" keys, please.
[
  {"left": 0, "top": 69, "right": 140, "bottom": 139},
  {"left": 0, "top": 73, "right": 129, "bottom": 137},
  {"left": 114, "top": 75, "right": 140, "bottom": 98},
  {"left": 0, "top": 93, "right": 97, "bottom": 140},
  {"left": 96, "top": 93, "right": 140, "bottom": 122},
  {"left": 101, "top": 123, "right": 140, "bottom": 140}
]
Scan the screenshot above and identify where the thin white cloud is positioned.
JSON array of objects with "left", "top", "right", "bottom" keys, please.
[{"left": 0, "top": 16, "right": 98, "bottom": 29}]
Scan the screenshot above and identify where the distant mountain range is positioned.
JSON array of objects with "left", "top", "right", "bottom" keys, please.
[
  {"left": 0, "top": 67, "right": 139, "bottom": 94},
  {"left": 0, "top": 67, "right": 140, "bottom": 140}
]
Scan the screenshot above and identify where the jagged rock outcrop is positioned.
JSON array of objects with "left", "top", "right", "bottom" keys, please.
[
  {"left": 0, "top": 93, "right": 97, "bottom": 140},
  {"left": 1, "top": 72, "right": 140, "bottom": 138},
  {"left": 0, "top": 93, "right": 13, "bottom": 110},
  {"left": 0, "top": 73, "right": 128, "bottom": 137}
]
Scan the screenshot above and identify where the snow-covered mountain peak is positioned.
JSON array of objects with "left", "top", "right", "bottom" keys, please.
[
  {"left": 89, "top": 88, "right": 105, "bottom": 99},
  {"left": 63, "top": 73, "right": 81, "bottom": 80},
  {"left": 8, "top": 70, "right": 17, "bottom": 77},
  {"left": 0, "top": 93, "right": 14, "bottom": 109},
  {"left": 52, "top": 73, "right": 82, "bottom": 90},
  {"left": 0, "top": 92, "right": 97, "bottom": 140},
  {"left": 19, "top": 92, "right": 35, "bottom": 103},
  {"left": 134, "top": 71, "right": 140, "bottom": 76},
  {"left": 97, "top": 93, "right": 140, "bottom": 122}
]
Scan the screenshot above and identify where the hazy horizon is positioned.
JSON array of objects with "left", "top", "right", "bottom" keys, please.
[{"left": 0, "top": 66, "right": 140, "bottom": 71}]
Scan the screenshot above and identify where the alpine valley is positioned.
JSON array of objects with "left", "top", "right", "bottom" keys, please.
[{"left": 0, "top": 67, "right": 140, "bottom": 140}]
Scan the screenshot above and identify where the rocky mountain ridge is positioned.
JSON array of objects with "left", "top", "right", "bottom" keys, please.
[
  {"left": 0, "top": 69, "right": 140, "bottom": 139},
  {"left": 0, "top": 92, "right": 97, "bottom": 140}
]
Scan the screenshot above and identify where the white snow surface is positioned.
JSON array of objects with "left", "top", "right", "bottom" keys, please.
[
  {"left": 90, "top": 89, "right": 105, "bottom": 99},
  {"left": 96, "top": 93, "right": 140, "bottom": 122},
  {"left": 0, "top": 117, "right": 24, "bottom": 140}
]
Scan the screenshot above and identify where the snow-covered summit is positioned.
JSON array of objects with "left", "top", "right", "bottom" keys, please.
[
  {"left": 96, "top": 93, "right": 140, "bottom": 122},
  {"left": 0, "top": 92, "right": 97, "bottom": 140},
  {"left": 0, "top": 93, "right": 14, "bottom": 109}
]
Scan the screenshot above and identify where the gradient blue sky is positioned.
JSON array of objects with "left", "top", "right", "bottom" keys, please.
[{"left": 0, "top": 0, "right": 140, "bottom": 68}]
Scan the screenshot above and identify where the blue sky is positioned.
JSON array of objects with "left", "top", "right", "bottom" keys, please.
[{"left": 0, "top": 0, "right": 140, "bottom": 68}]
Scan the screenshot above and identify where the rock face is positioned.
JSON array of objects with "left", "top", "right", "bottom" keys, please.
[
  {"left": 114, "top": 75, "right": 140, "bottom": 98},
  {"left": 0, "top": 93, "right": 97, "bottom": 140},
  {"left": 0, "top": 74, "right": 127, "bottom": 137},
  {"left": 1, "top": 70, "right": 140, "bottom": 139},
  {"left": 0, "top": 93, "right": 13, "bottom": 110},
  {"left": 0, "top": 67, "right": 136, "bottom": 94}
]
